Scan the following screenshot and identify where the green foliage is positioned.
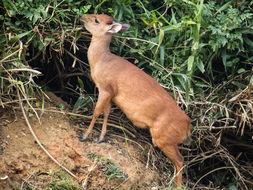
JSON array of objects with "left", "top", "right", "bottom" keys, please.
[
  {"left": 88, "top": 152, "right": 127, "bottom": 181},
  {"left": 46, "top": 180, "right": 79, "bottom": 190},
  {"left": 103, "top": 163, "right": 127, "bottom": 181},
  {"left": 87, "top": 151, "right": 99, "bottom": 161},
  {"left": 202, "top": 1, "right": 253, "bottom": 77},
  {"left": 0, "top": 0, "right": 91, "bottom": 101},
  {"left": 89, "top": 0, "right": 252, "bottom": 101},
  {"left": 45, "top": 171, "right": 79, "bottom": 190},
  {"left": 72, "top": 94, "right": 94, "bottom": 114},
  {"left": 1, "top": 0, "right": 252, "bottom": 102},
  {"left": 72, "top": 77, "right": 94, "bottom": 114}
]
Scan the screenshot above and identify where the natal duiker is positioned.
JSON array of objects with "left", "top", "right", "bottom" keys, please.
[{"left": 79, "top": 14, "right": 191, "bottom": 187}]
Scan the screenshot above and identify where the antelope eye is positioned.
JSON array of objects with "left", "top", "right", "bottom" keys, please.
[{"left": 94, "top": 18, "right": 99, "bottom": 24}]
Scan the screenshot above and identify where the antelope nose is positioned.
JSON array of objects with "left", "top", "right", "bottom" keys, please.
[{"left": 80, "top": 16, "right": 87, "bottom": 24}]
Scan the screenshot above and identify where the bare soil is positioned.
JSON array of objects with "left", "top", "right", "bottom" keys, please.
[{"left": 0, "top": 106, "right": 159, "bottom": 190}]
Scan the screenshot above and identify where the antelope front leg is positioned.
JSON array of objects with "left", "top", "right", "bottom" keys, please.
[
  {"left": 96, "top": 102, "right": 111, "bottom": 144},
  {"left": 79, "top": 91, "right": 112, "bottom": 142}
]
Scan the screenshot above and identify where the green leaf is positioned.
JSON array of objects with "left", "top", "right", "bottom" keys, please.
[
  {"left": 72, "top": 94, "right": 84, "bottom": 113},
  {"left": 29, "top": 113, "right": 34, "bottom": 117},
  {"left": 221, "top": 49, "right": 227, "bottom": 72},
  {"left": 155, "top": 29, "right": 164, "bottom": 55},
  {"left": 187, "top": 55, "right": 195, "bottom": 72},
  {"left": 237, "top": 68, "right": 245, "bottom": 74},
  {"left": 159, "top": 45, "right": 164, "bottom": 66},
  {"left": 195, "top": 81, "right": 210, "bottom": 88},
  {"left": 9, "top": 30, "right": 32, "bottom": 43},
  {"left": 41, "top": 10, "right": 48, "bottom": 19},
  {"left": 155, "top": 10, "right": 170, "bottom": 25},
  {"left": 45, "top": 36, "right": 54, "bottom": 41},
  {"left": 182, "top": 0, "right": 196, "bottom": 6},
  {"left": 196, "top": 0, "right": 204, "bottom": 20},
  {"left": 9, "top": 10, "right": 16, "bottom": 16},
  {"left": 185, "top": 20, "right": 196, "bottom": 25},
  {"left": 215, "top": 1, "right": 232, "bottom": 15},
  {"left": 173, "top": 73, "right": 186, "bottom": 90},
  {"left": 229, "top": 183, "right": 237, "bottom": 190},
  {"left": 38, "top": 41, "right": 44, "bottom": 51},
  {"left": 232, "top": 81, "right": 246, "bottom": 89},
  {"left": 162, "top": 23, "right": 181, "bottom": 32},
  {"left": 248, "top": 75, "right": 253, "bottom": 87},
  {"left": 78, "top": 77, "right": 84, "bottom": 91},
  {"left": 9, "top": 36, "right": 19, "bottom": 44},
  {"left": 75, "top": 30, "right": 82, "bottom": 40},
  {"left": 244, "top": 37, "right": 253, "bottom": 48},
  {"left": 192, "top": 24, "right": 199, "bottom": 43},
  {"left": 18, "top": 81, "right": 25, "bottom": 94},
  {"left": 33, "top": 12, "right": 42, "bottom": 24},
  {"left": 152, "top": 11, "right": 157, "bottom": 23},
  {"left": 248, "top": 55, "right": 253, "bottom": 61},
  {"left": 196, "top": 59, "right": 205, "bottom": 73},
  {"left": 35, "top": 102, "right": 40, "bottom": 107},
  {"left": 171, "top": 9, "right": 177, "bottom": 24}
]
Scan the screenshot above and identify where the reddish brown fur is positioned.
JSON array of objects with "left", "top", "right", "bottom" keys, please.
[{"left": 80, "top": 14, "right": 191, "bottom": 188}]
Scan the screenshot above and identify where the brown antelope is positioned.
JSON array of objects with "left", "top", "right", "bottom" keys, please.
[{"left": 79, "top": 14, "right": 191, "bottom": 188}]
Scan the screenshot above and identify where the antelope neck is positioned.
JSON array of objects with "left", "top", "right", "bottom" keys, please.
[{"left": 88, "top": 35, "right": 112, "bottom": 66}]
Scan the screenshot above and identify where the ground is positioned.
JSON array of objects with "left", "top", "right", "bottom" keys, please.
[{"left": 0, "top": 105, "right": 160, "bottom": 190}]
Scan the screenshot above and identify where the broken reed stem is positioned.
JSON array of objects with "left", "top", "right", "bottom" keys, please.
[{"left": 17, "top": 89, "right": 78, "bottom": 180}]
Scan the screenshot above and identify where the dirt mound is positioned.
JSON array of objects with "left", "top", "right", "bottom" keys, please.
[{"left": 0, "top": 107, "right": 159, "bottom": 189}]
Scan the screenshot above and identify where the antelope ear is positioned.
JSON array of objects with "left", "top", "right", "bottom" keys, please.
[
  {"left": 119, "top": 24, "right": 130, "bottom": 33},
  {"left": 107, "top": 23, "right": 122, "bottom": 34}
]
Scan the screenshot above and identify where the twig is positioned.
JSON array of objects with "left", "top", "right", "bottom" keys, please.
[
  {"left": 198, "top": 125, "right": 237, "bottom": 129},
  {"left": 64, "top": 48, "right": 89, "bottom": 67},
  {"left": 81, "top": 160, "right": 98, "bottom": 190},
  {"left": 21, "top": 172, "right": 37, "bottom": 190},
  {"left": 0, "top": 98, "right": 36, "bottom": 106},
  {"left": 7, "top": 68, "right": 41, "bottom": 75},
  {"left": 0, "top": 49, "right": 20, "bottom": 63},
  {"left": 17, "top": 89, "right": 78, "bottom": 180}
]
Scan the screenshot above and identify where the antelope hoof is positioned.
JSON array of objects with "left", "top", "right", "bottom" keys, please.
[
  {"left": 96, "top": 138, "right": 104, "bottom": 144},
  {"left": 78, "top": 136, "right": 87, "bottom": 142}
]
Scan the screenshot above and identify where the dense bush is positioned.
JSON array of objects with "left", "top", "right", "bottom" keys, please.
[
  {"left": 0, "top": 0, "right": 252, "bottom": 189},
  {"left": 1, "top": 0, "right": 252, "bottom": 96}
]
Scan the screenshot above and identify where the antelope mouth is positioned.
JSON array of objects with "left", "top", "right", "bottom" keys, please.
[{"left": 80, "top": 16, "right": 87, "bottom": 24}]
